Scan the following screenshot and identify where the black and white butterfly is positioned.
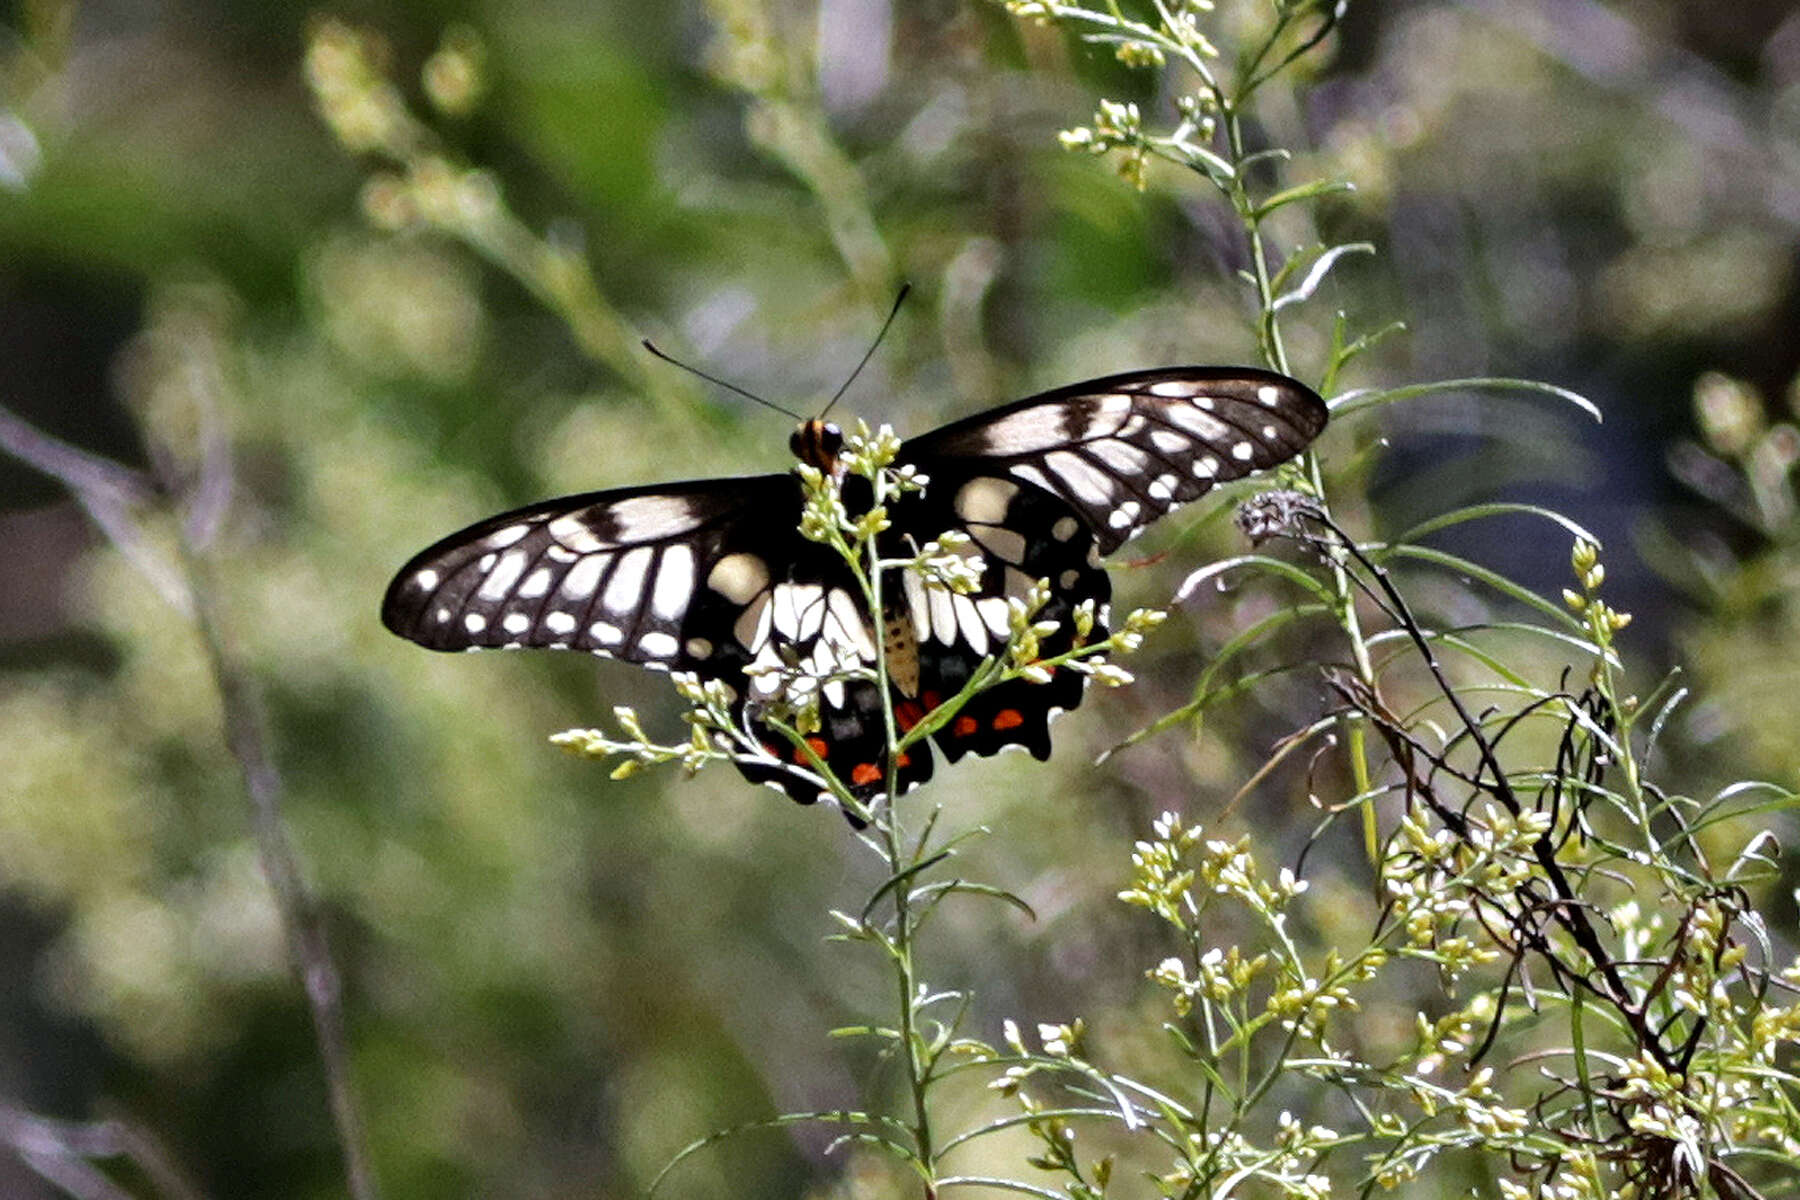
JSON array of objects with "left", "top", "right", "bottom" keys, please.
[{"left": 381, "top": 366, "right": 1327, "bottom": 811}]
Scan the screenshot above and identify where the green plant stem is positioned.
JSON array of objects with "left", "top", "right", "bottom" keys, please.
[
  {"left": 879, "top": 811, "right": 938, "bottom": 1195},
  {"left": 1218, "top": 106, "right": 1380, "bottom": 852},
  {"left": 861, "top": 475, "right": 940, "bottom": 1194}
]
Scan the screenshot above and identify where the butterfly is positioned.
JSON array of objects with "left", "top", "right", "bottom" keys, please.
[{"left": 381, "top": 366, "right": 1327, "bottom": 813}]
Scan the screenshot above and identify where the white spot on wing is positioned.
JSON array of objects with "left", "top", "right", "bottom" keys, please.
[
  {"left": 544, "top": 611, "right": 576, "bottom": 635},
  {"left": 1088, "top": 440, "right": 1149, "bottom": 474},
  {"left": 1257, "top": 384, "right": 1281, "bottom": 406},
  {"left": 971, "top": 409, "right": 1080, "bottom": 455},
  {"left": 562, "top": 556, "right": 605, "bottom": 600},
  {"left": 770, "top": 583, "right": 825, "bottom": 640},
  {"left": 1043, "top": 450, "right": 1113, "bottom": 506},
  {"left": 478, "top": 550, "right": 528, "bottom": 601},
  {"left": 1165, "top": 406, "right": 1230, "bottom": 440},
  {"left": 414, "top": 569, "right": 440, "bottom": 590},
  {"left": 735, "top": 594, "right": 771, "bottom": 652},
  {"left": 1147, "top": 380, "right": 1193, "bottom": 397},
  {"left": 685, "top": 637, "right": 712, "bottom": 659},
  {"left": 976, "top": 596, "right": 1009, "bottom": 635},
  {"left": 1149, "top": 429, "right": 1190, "bottom": 455},
  {"left": 954, "top": 477, "right": 1018, "bottom": 525},
  {"left": 1232, "top": 441, "right": 1255, "bottom": 462},
  {"left": 502, "top": 612, "right": 530, "bottom": 635},
  {"left": 1051, "top": 516, "right": 1079, "bottom": 541},
  {"left": 487, "top": 524, "right": 529, "bottom": 548},
  {"left": 464, "top": 613, "right": 487, "bottom": 634},
  {"left": 1194, "top": 456, "right": 1220, "bottom": 479},
  {"left": 518, "top": 567, "right": 553, "bottom": 599},
  {"left": 953, "top": 594, "right": 988, "bottom": 656},
  {"left": 970, "top": 523, "right": 1026, "bottom": 563},
  {"left": 824, "top": 588, "right": 876, "bottom": 660},
  {"left": 651, "top": 545, "right": 695, "bottom": 621},
  {"left": 602, "top": 546, "right": 653, "bottom": 615},
  {"left": 903, "top": 571, "right": 930, "bottom": 641},
  {"left": 1148, "top": 474, "right": 1177, "bottom": 501},
  {"left": 590, "top": 620, "right": 623, "bottom": 645},
  {"left": 639, "top": 631, "right": 679, "bottom": 659},
  {"left": 928, "top": 584, "right": 956, "bottom": 644},
  {"left": 708, "top": 552, "right": 769, "bottom": 604}
]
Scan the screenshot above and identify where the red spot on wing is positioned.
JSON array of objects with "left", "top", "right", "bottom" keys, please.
[
  {"left": 794, "top": 736, "right": 830, "bottom": 764},
  {"left": 896, "top": 700, "right": 925, "bottom": 732},
  {"left": 993, "top": 709, "right": 1025, "bottom": 731},
  {"left": 851, "top": 762, "right": 881, "bottom": 785},
  {"left": 953, "top": 715, "right": 979, "bottom": 738}
]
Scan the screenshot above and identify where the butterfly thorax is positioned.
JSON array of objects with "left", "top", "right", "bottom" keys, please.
[{"left": 789, "top": 420, "right": 846, "bottom": 472}]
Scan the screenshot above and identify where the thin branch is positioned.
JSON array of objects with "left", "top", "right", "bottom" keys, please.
[
  {"left": 0, "top": 1100, "right": 207, "bottom": 1200},
  {"left": 0, "top": 405, "right": 381, "bottom": 1200},
  {"left": 0, "top": 407, "right": 190, "bottom": 612}
]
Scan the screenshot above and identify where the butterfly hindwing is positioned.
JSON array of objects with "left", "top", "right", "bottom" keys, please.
[{"left": 881, "top": 469, "right": 1108, "bottom": 765}]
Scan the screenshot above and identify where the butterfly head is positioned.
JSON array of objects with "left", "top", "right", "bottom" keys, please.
[{"left": 790, "top": 419, "right": 845, "bottom": 471}]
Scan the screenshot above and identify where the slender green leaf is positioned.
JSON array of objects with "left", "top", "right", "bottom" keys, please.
[
  {"left": 1390, "top": 502, "right": 1600, "bottom": 550},
  {"left": 649, "top": 1111, "right": 915, "bottom": 1196},
  {"left": 1254, "top": 177, "right": 1356, "bottom": 219},
  {"left": 1272, "top": 242, "right": 1374, "bottom": 311},
  {"left": 1373, "top": 543, "right": 1584, "bottom": 632},
  {"left": 911, "top": 879, "right": 1038, "bottom": 921},
  {"left": 1330, "top": 376, "right": 1603, "bottom": 423},
  {"left": 1176, "top": 553, "right": 1335, "bottom": 604}
]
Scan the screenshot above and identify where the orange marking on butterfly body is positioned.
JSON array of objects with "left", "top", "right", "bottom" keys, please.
[{"left": 993, "top": 709, "right": 1025, "bottom": 731}]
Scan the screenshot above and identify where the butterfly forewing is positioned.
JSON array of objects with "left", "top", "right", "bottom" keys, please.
[
  {"left": 382, "top": 364, "right": 1327, "bottom": 815},
  {"left": 902, "top": 367, "right": 1327, "bottom": 554},
  {"left": 381, "top": 475, "right": 802, "bottom": 669}
]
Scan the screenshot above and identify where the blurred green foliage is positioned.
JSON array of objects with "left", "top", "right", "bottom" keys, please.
[{"left": 1, "top": 0, "right": 1798, "bottom": 1196}]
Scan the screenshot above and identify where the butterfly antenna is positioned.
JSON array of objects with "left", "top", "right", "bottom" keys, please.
[
  {"left": 819, "top": 283, "right": 910, "bottom": 420},
  {"left": 641, "top": 339, "right": 807, "bottom": 422}
]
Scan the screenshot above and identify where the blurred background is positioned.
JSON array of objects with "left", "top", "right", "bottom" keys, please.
[{"left": 2, "top": 0, "right": 1798, "bottom": 1196}]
